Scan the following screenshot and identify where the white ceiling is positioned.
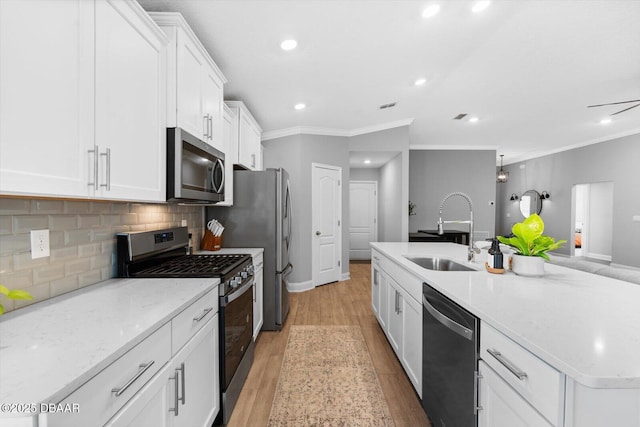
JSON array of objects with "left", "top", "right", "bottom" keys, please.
[{"left": 139, "top": 0, "right": 640, "bottom": 165}]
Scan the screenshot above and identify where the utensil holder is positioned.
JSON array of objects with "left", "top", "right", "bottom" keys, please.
[{"left": 201, "top": 230, "right": 222, "bottom": 251}]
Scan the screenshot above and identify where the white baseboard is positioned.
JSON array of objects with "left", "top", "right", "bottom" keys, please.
[
  {"left": 341, "top": 272, "right": 351, "bottom": 281},
  {"left": 286, "top": 279, "right": 314, "bottom": 293},
  {"left": 611, "top": 263, "right": 640, "bottom": 271},
  {"left": 585, "top": 252, "right": 612, "bottom": 262}
]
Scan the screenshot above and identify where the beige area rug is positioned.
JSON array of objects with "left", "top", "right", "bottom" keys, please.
[{"left": 268, "top": 325, "right": 395, "bottom": 427}]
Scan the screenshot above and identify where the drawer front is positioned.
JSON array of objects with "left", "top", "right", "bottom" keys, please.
[
  {"left": 171, "top": 287, "right": 218, "bottom": 354},
  {"left": 480, "top": 322, "right": 564, "bottom": 426},
  {"left": 371, "top": 249, "right": 421, "bottom": 302},
  {"left": 47, "top": 322, "right": 172, "bottom": 427}
]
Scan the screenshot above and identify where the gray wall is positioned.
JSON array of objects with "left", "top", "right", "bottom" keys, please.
[
  {"left": 379, "top": 153, "right": 405, "bottom": 241},
  {"left": 496, "top": 133, "right": 640, "bottom": 268},
  {"left": 409, "top": 150, "right": 497, "bottom": 241},
  {"left": 350, "top": 168, "right": 380, "bottom": 182},
  {"left": 263, "top": 134, "right": 350, "bottom": 284}
]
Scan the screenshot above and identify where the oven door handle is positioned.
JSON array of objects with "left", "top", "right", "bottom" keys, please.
[{"left": 221, "top": 279, "right": 254, "bottom": 307}]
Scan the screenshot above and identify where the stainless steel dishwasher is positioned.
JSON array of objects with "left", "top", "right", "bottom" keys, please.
[{"left": 422, "top": 282, "right": 480, "bottom": 427}]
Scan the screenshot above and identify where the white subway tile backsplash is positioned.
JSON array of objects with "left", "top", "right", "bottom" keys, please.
[
  {"left": 33, "top": 200, "right": 64, "bottom": 213},
  {"left": 12, "top": 215, "right": 49, "bottom": 233},
  {"left": 0, "top": 199, "right": 30, "bottom": 215},
  {"left": 33, "top": 264, "right": 65, "bottom": 285},
  {"left": 49, "top": 215, "right": 79, "bottom": 231},
  {"left": 0, "top": 197, "right": 204, "bottom": 313}
]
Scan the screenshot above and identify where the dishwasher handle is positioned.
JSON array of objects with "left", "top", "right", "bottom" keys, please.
[{"left": 422, "top": 294, "right": 474, "bottom": 341}]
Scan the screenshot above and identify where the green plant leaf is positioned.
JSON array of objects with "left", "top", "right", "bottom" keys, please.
[
  {"left": 7, "top": 289, "right": 32, "bottom": 300},
  {"left": 0, "top": 285, "right": 9, "bottom": 296},
  {"left": 0, "top": 303, "right": 4, "bottom": 315},
  {"left": 499, "top": 214, "right": 564, "bottom": 258}
]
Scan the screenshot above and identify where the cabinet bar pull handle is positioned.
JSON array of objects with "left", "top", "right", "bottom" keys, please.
[
  {"left": 208, "top": 115, "right": 213, "bottom": 140},
  {"left": 170, "top": 367, "right": 179, "bottom": 415},
  {"left": 178, "top": 363, "right": 186, "bottom": 405},
  {"left": 88, "top": 145, "right": 99, "bottom": 187},
  {"left": 487, "top": 348, "right": 528, "bottom": 380},
  {"left": 100, "top": 148, "right": 111, "bottom": 191},
  {"left": 474, "top": 370, "right": 483, "bottom": 414},
  {"left": 112, "top": 360, "right": 155, "bottom": 397},
  {"left": 203, "top": 115, "right": 209, "bottom": 138},
  {"left": 251, "top": 153, "right": 256, "bottom": 168},
  {"left": 193, "top": 307, "right": 213, "bottom": 322}
]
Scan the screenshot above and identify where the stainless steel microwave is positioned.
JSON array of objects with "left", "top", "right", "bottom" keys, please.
[{"left": 167, "top": 127, "right": 225, "bottom": 203}]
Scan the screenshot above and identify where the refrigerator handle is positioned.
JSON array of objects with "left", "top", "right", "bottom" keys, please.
[{"left": 285, "top": 179, "right": 292, "bottom": 251}]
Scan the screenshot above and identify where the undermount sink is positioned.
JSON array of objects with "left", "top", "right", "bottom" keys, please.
[{"left": 405, "top": 256, "right": 477, "bottom": 272}]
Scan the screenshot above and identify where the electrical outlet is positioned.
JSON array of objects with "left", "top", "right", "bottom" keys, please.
[
  {"left": 181, "top": 219, "right": 188, "bottom": 227},
  {"left": 30, "top": 229, "right": 50, "bottom": 259}
]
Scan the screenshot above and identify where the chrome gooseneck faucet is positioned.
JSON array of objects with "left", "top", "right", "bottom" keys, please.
[{"left": 437, "top": 192, "right": 480, "bottom": 261}]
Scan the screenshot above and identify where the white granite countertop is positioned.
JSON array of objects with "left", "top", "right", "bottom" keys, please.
[
  {"left": 0, "top": 277, "right": 219, "bottom": 412},
  {"left": 371, "top": 242, "right": 640, "bottom": 389}
]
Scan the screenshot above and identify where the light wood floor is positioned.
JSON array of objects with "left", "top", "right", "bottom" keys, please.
[{"left": 227, "top": 262, "right": 431, "bottom": 427}]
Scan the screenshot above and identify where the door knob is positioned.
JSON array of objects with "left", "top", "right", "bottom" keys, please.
[{"left": 315, "top": 231, "right": 321, "bottom": 236}]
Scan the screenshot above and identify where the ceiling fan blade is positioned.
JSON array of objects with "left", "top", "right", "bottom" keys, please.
[
  {"left": 587, "top": 99, "right": 640, "bottom": 108},
  {"left": 610, "top": 103, "right": 640, "bottom": 116}
]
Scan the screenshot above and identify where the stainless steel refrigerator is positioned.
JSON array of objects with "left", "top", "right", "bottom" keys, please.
[{"left": 207, "top": 168, "right": 292, "bottom": 330}]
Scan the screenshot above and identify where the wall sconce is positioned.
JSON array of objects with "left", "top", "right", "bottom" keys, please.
[
  {"left": 541, "top": 191, "right": 551, "bottom": 199},
  {"left": 510, "top": 193, "right": 519, "bottom": 201}
]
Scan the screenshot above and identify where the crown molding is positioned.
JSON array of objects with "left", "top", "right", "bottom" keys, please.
[
  {"left": 506, "top": 128, "right": 640, "bottom": 165},
  {"left": 409, "top": 144, "right": 498, "bottom": 150},
  {"left": 261, "top": 118, "right": 414, "bottom": 141}
]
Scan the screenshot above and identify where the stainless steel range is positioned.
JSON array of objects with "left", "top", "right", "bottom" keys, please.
[{"left": 116, "top": 226, "right": 254, "bottom": 425}]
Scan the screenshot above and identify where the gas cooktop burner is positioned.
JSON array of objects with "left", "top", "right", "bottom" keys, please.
[{"left": 133, "top": 254, "right": 251, "bottom": 278}]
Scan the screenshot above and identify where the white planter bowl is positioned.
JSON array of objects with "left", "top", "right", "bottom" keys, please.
[{"left": 511, "top": 254, "right": 545, "bottom": 277}]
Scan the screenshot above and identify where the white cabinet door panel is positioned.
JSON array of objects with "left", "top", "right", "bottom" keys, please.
[
  {"left": 0, "top": 0, "right": 93, "bottom": 197},
  {"left": 94, "top": 0, "right": 166, "bottom": 202}
]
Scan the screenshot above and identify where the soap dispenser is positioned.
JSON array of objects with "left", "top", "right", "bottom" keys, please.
[{"left": 488, "top": 238, "right": 503, "bottom": 270}]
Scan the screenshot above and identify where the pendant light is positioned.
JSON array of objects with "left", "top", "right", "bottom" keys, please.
[{"left": 496, "top": 154, "right": 509, "bottom": 183}]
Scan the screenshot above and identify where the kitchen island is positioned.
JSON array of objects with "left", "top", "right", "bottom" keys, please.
[
  {"left": 371, "top": 242, "right": 640, "bottom": 427},
  {"left": 0, "top": 277, "right": 219, "bottom": 426}
]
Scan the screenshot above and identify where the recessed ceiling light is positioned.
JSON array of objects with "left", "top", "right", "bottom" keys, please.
[
  {"left": 472, "top": 1, "right": 491, "bottom": 13},
  {"left": 294, "top": 103, "right": 306, "bottom": 110},
  {"left": 422, "top": 4, "right": 440, "bottom": 18},
  {"left": 600, "top": 118, "right": 612, "bottom": 125},
  {"left": 414, "top": 78, "right": 427, "bottom": 86},
  {"left": 469, "top": 116, "right": 479, "bottom": 123},
  {"left": 364, "top": 160, "right": 371, "bottom": 164},
  {"left": 280, "top": 39, "right": 298, "bottom": 51}
]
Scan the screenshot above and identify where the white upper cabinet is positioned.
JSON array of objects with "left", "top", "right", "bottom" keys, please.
[
  {"left": 0, "top": 0, "right": 93, "bottom": 198},
  {"left": 0, "top": 0, "right": 168, "bottom": 202},
  {"left": 225, "top": 101, "right": 262, "bottom": 171},
  {"left": 94, "top": 0, "right": 167, "bottom": 202},
  {"left": 149, "top": 12, "right": 226, "bottom": 153}
]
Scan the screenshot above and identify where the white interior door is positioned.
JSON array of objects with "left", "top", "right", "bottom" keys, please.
[
  {"left": 349, "top": 181, "right": 377, "bottom": 260},
  {"left": 312, "top": 163, "right": 342, "bottom": 286}
]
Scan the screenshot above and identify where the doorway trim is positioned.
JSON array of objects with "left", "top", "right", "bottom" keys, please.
[{"left": 311, "top": 162, "right": 343, "bottom": 287}]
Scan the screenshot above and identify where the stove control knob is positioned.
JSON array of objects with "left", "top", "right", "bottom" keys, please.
[
  {"left": 230, "top": 278, "right": 240, "bottom": 288},
  {"left": 241, "top": 271, "right": 248, "bottom": 279},
  {"left": 247, "top": 265, "right": 255, "bottom": 275}
]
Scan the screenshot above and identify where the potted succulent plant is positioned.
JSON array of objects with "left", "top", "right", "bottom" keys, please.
[{"left": 497, "top": 214, "right": 566, "bottom": 277}]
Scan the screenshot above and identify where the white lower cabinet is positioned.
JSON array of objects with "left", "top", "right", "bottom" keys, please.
[
  {"left": 371, "top": 249, "right": 422, "bottom": 397},
  {"left": 45, "top": 287, "right": 219, "bottom": 427},
  {"left": 252, "top": 252, "right": 264, "bottom": 340},
  {"left": 478, "top": 361, "right": 552, "bottom": 427},
  {"left": 106, "top": 316, "right": 219, "bottom": 427}
]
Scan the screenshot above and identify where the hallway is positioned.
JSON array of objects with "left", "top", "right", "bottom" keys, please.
[{"left": 228, "top": 262, "right": 430, "bottom": 427}]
